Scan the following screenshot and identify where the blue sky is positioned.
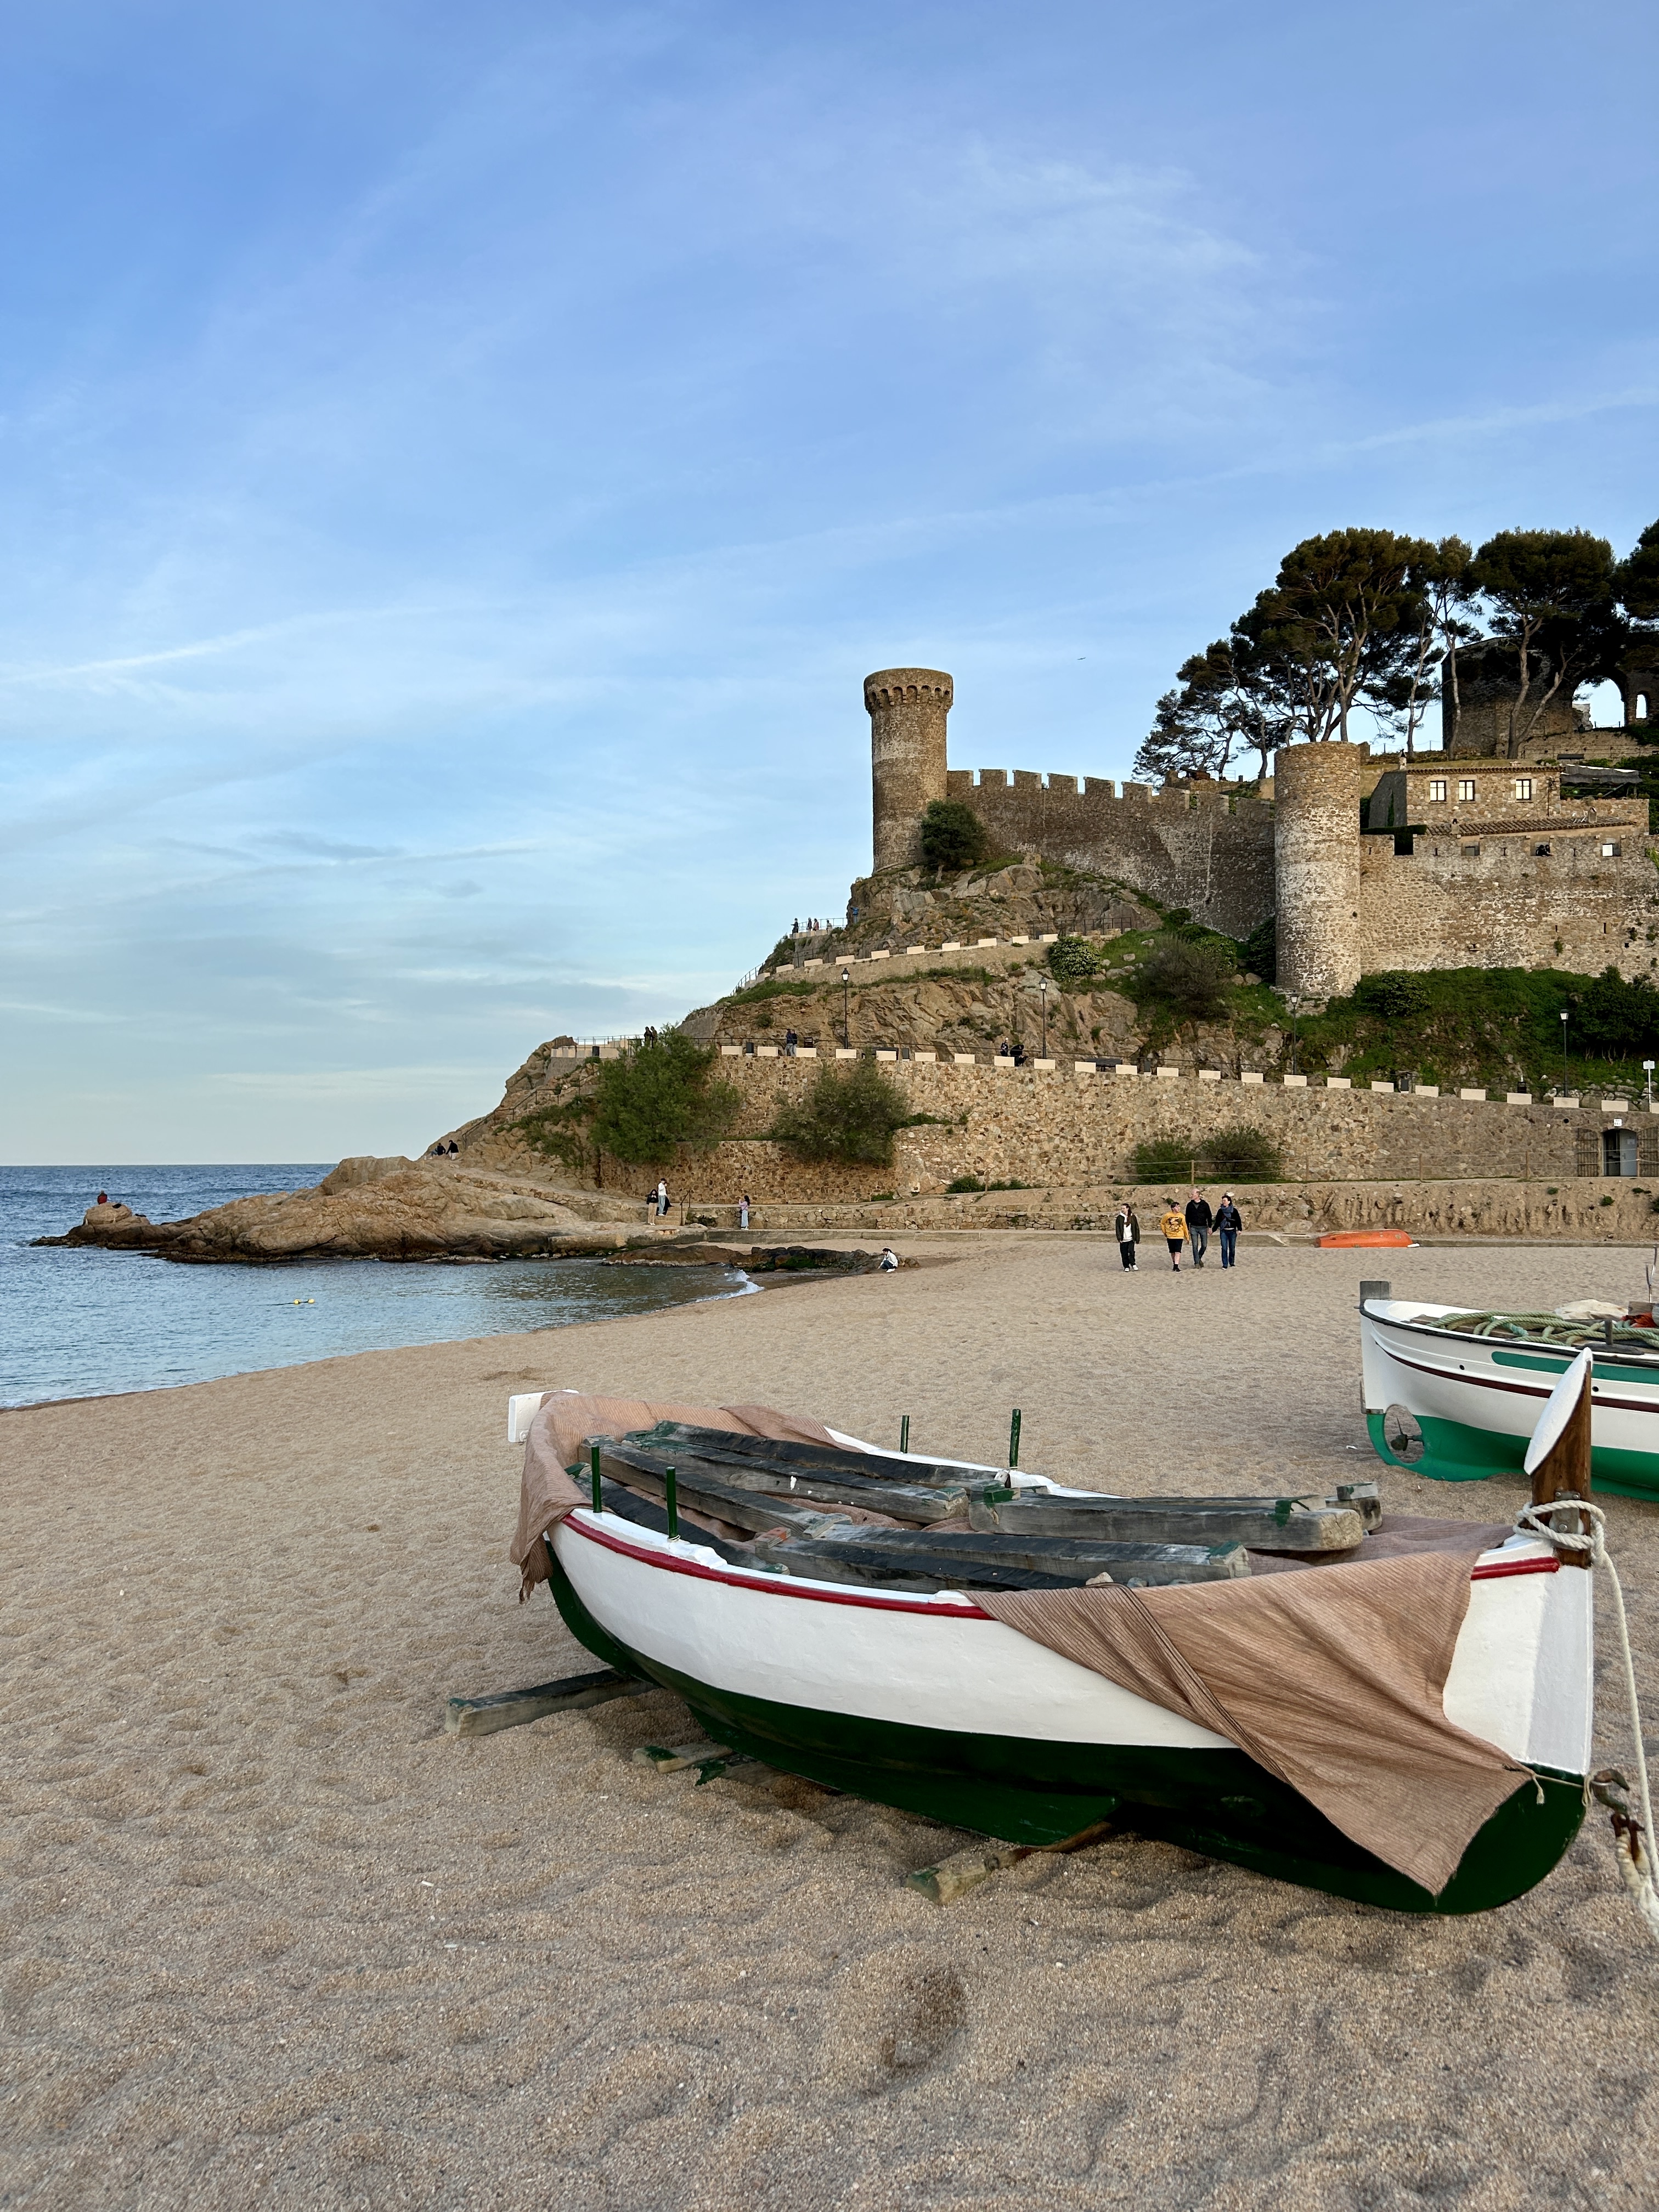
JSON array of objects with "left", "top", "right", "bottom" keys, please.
[{"left": 4, "top": 1, "right": 1657, "bottom": 1161}]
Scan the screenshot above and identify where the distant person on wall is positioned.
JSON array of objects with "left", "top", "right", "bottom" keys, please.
[
  {"left": 784, "top": 1028, "right": 798, "bottom": 1057},
  {"left": 655, "top": 1179, "right": 669, "bottom": 1218},
  {"left": 1114, "top": 1201, "right": 1139, "bottom": 1270},
  {"left": 448, "top": 1141, "right": 458, "bottom": 1155},
  {"left": 1184, "top": 1188, "right": 1213, "bottom": 1268},
  {"left": 739, "top": 1193, "right": 751, "bottom": 1230},
  {"left": 1214, "top": 1192, "right": 1243, "bottom": 1268},
  {"left": 1160, "top": 1199, "right": 1189, "bottom": 1271}
]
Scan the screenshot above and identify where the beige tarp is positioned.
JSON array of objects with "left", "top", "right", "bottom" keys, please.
[
  {"left": 511, "top": 1392, "right": 853, "bottom": 1596},
  {"left": 978, "top": 1546, "right": 1530, "bottom": 1895}
]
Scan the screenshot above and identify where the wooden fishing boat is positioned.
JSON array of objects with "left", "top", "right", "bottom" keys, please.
[
  {"left": 534, "top": 1419, "right": 1593, "bottom": 1915},
  {"left": 1361, "top": 1291, "right": 1659, "bottom": 1500}
]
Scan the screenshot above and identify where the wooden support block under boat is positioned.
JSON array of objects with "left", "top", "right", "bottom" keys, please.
[
  {"left": 751, "top": 1526, "right": 1247, "bottom": 1590},
  {"left": 632, "top": 1739, "right": 749, "bottom": 1781},
  {"left": 444, "top": 1666, "right": 640, "bottom": 1739},
  {"left": 966, "top": 1491, "right": 1365, "bottom": 1553},
  {"left": 626, "top": 1420, "right": 1008, "bottom": 1488},
  {"left": 907, "top": 1819, "right": 1118, "bottom": 1904}
]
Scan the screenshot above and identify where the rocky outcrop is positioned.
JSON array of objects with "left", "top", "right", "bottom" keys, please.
[{"left": 35, "top": 1161, "right": 680, "bottom": 1263}]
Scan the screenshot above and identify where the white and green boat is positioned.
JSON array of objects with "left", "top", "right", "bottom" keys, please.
[
  {"left": 537, "top": 1421, "right": 1593, "bottom": 1917},
  {"left": 1361, "top": 1295, "right": 1659, "bottom": 1500}
]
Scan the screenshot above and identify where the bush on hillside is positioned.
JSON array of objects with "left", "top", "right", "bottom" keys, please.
[
  {"left": 1047, "top": 934, "right": 1102, "bottom": 988},
  {"left": 769, "top": 1060, "right": 915, "bottom": 1166},
  {"left": 918, "top": 799, "right": 991, "bottom": 876},
  {"left": 1238, "top": 913, "right": 1277, "bottom": 983},
  {"left": 1572, "top": 966, "right": 1659, "bottom": 1057},
  {"left": 589, "top": 1032, "right": 742, "bottom": 1166},
  {"left": 1128, "top": 938, "right": 1235, "bottom": 1023},
  {"left": 1353, "top": 973, "right": 1430, "bottom": 1020}
]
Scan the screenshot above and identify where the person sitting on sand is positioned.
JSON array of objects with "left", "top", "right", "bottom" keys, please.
[
  {"left": 1159, "top": 1199, "right": 1189, "bottom": 1272},
  {"left": 878, "top": 1246, "right": 899, "bottom": 1271}
]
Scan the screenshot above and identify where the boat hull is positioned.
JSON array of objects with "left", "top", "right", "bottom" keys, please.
[
  {"left": 545, "top": 1511, "right": 1588, "bottom": 1915},
  {"left": 1361, "top": 1300, "right": 1659, "bottom": 1499}
]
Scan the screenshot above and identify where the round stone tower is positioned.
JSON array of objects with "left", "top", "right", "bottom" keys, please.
[
  {"left": 1273, "top": 741, "right": 1362, "bottom": 1001},
  {"left": 866, "top": 667, "right": 953, "bottom": 872}
]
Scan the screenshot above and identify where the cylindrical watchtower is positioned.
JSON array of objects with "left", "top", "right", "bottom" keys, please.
[
  {"left": 1273, "top": 741, "right": 1362, "bottom": 1001},
  {"left": 866, "top": 667, "right": 952, "bottom": 872}
]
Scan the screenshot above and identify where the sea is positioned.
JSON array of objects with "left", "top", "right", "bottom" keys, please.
[{"left": 0, "top": 1165, "right": 753, "bottom": 1409}]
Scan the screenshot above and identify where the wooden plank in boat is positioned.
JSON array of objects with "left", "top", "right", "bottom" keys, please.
[
  {"left": 444, "top": 1667, "right": 639, "bottom": 1738},
  {"left": 628, "top": 1421, "right": 1005, "bottom": 1488},
  {"left": 752, "top": 1526, "right": 1246, "bottom": 1588},
  {"left": 965, "top": 1492, "right": 1363, "bottom": 1553},
  {"left": 616, "top": 1441, "right": 967, "bottom": 1523},
  {"left": 594, "top": 1440, "right": 845, "bottom": 1537}
]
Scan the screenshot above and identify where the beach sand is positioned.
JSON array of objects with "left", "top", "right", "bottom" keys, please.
[{"left": 4, "top": 1235, "right": 1659, "bottom": 2209}]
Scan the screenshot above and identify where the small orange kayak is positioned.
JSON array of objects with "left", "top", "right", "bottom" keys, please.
[{"left": 1318, "top": 1229, "right": 1414, "bottom": 1249}]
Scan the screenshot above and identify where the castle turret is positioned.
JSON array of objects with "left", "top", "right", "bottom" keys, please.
[
  {"left": 866, "top": 667, "right": 952, "bottom": 872},
  {"left": 1274, "top": 741, "right": 1362, "bottom": 1001}
]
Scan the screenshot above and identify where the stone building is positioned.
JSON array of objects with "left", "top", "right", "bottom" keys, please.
[{"left": 862, "top": 664, "right": 1657, "bottom": 1001}]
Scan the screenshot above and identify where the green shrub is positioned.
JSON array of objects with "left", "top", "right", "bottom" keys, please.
[
  {"left": 946, "top": 1174, "right": 985, "bottom": 1192},
  {"left": 1132, "top": 1137, "right": 1199, "bottom": 1183},
  {"left": 1047, "top": 935, "right": 1101, "bottom": 988},
  {"left": 918, "top": 800, "right": 990, "bottom": 875},
  {"left": 1128, "top": 939, "right": 1235, "bottom": 1023},
  {"left": 589, "top": 1033, "right": 741, "bottom": 1167},
  {"left": 516, "top": 1094, "right": 596, "bottom": 1176},
  {"left": 769, "top": 1060, "right": 914, "bottom": 1166},
  {"left": 1353, "top": 973, "right": 1430, "bottom": 1019},
  {"left": 1202, "top": 1124, "right": 1283, "bottom": 1182},
  {"left": 1238, "top": 913, "right": 1277, "bottom": 982}
]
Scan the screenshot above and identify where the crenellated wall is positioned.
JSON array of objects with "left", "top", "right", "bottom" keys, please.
[{"left": 943, "top": 767, "right": 1276, "bottom": 939}]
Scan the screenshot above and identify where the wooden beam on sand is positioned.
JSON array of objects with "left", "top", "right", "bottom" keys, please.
[
  {"left": 444, "top": 1666, "right": 641, "bottom": 1738},
  {"left": 907, "top": 1820, "right": 1116, "bottom": 1905},
  {"left": 632, "top": 1738, "right": 753, "bottom": 1782}
]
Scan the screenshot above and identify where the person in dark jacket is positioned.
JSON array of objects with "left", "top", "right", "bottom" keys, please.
[
  {"left": 1114, "top": 1201, "right": 1140, "bottom": 1269},
  {"left": 1185, "top": 1189, "right": 1214, "bottom": 1267},
  {"left": 1214, "top": 1192, "right": 1243, "bottom": 1267}
]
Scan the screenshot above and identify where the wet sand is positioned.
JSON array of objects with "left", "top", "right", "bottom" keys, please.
[{"left": 4, "top": 1235, "right": 1659, "bottom": 2209}]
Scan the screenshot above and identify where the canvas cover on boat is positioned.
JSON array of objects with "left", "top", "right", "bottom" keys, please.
[
  {"left": 511, "top": 1391, "right": 854, "bottom": 1596},
  {"left": 978, "top": 1550, "right": 1528, "bottom": 1896}
]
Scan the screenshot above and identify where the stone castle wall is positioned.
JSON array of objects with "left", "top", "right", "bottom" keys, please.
[{"left": 943, "top": 768, "right": 1276, "bottom": 940}]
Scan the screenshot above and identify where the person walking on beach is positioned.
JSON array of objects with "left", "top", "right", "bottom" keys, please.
[
  {"left": 1114, "top": 1200, "right": 1139, "bottom": 1269},
  {"left": 1184, "top": 1188, "right": 1212, "bottom": 1268},
  {"left": 738, "top": 1193, "right": 751, "bottom": 1230},
  {"left": 1159, "top": 1198, "right": 1189, "bottom": 1271},
  {"left": 1214, "top": 1190, "right": 1243, "bottom": 1268}
]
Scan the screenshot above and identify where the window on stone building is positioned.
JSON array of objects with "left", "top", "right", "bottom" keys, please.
[
  {"left": 1602, "top": 841, "right": 1622, "bottom": 857},
  {"left": 1513, "top": 778, "right": 1533, "bottom": 800},
  {"left": 1534, "top": 843, "right": 1551, "bottom": 856},
  {"left": 1461, "top": 842, "right": 1481, "bottom": 856},
  {"left": 1457, "top": 778, "right": 1476, "bottom": 801},
  {"left": 1428, "top": 778, "right": 1447, "bottom": 802}
]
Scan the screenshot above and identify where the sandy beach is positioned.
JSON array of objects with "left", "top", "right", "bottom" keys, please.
[{"left": 5, "top": 1233, "right": 1659, "bottom": 2210}]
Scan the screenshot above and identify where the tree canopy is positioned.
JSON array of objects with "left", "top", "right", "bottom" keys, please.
[
  {"left": 588, "top": 1032, "right": 741, "bottom": 1167},
  {"left": 768, "top": 1059, "right": 915, "bottom": 1166},
  {"left": 918, "top": 798, "right": 991, "bottom": 875},
  {"left": 1469, "top": 528, "right": 1621, "bottom": 758}
]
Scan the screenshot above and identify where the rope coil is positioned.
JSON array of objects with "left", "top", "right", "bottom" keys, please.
[{"left": 1514, "top": 1497, "right": 1659, "bottom": 1945}]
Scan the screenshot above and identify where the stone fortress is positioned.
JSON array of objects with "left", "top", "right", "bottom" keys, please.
[{"left": 864, "top": 665, "right": 1659, "bottom": 1004}]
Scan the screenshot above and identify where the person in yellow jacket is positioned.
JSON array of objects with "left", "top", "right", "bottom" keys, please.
[{"left": 1159, "top": 1199, "right": 1189, "bottom": 1271}]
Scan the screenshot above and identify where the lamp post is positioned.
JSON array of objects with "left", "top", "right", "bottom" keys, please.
[
  {"left": 1646, "top": 1059, "right": 1655, "bottom": 1113},
  {"left": 1039, "top": 975, "right": 1049, "bottom": 1062},
  {"left": 1560, "top": 1008, "right": 1570, "bottom": 1097},
  {"left": 842, "top": 968, "right": 851, "bottom": 1050},
  {"left": 1286, "top": 992, "right": 1301, "bottom": 1074}
]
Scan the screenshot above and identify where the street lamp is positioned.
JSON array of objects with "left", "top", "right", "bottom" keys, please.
[
  {"left": 1286, "top": 991, "right": 1301, "bottom": 1074},
  {"left": 1039, "top": 975, "right": 1049, "bottom": 1061},
  {"left": 1646, "top": 1059, "right": 1655, "bottom": 1113},
  {"left": 842, "top": 967, "right": 851, "bottom": 1049},
  {"left": 1560, "top": 1008, "right": 1570, "bottom": 1097}
]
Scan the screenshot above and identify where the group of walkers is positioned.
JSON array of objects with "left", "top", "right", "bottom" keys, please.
[{"left": 1113, "top": 1189, "right": 1243, "bottom": 1272}]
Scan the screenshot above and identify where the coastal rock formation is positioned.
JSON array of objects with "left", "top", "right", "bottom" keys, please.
[{"left": 37, "top": 1160, "right": 663, "bottom": 1263}]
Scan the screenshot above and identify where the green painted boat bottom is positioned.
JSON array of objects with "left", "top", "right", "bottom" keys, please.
[
  {"left": 1364, "top": 1407, "right": 1659, "bottom": 1501},
  {"left": 546, "top": 1550, "right": 1583, "bottom": 1916}
]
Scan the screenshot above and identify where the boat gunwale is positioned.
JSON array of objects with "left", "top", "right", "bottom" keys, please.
[
  {"left": 558, "top": 1507, "right": 1558, "bottom": 1605},
  {"left": 1362, "top": 1300, "right": 1659, "bottom": 1375}
]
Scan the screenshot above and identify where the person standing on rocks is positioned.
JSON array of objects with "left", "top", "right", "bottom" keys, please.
[
  {"left": 1214, "top": 1191, "right": 1243, "bottom": 1268},
  {"left": 1114, "top": 1200, "right": 1140, "bottom": 1271},
  {"left": 1185, "top": 1188, "right": 1213, "bottom": 1268},
  {"left": 1159, "top": 1199, "right": 1189, "bottom": 1272}
]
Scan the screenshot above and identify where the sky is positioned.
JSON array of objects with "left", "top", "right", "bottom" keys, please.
[{"left": 4, "top": 1, "right": 1658, "bottom": 1162}]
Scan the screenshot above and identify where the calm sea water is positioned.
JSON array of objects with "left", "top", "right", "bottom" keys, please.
[{"left": 0, "top": 1165, "right": 752, "bottom": 1408}]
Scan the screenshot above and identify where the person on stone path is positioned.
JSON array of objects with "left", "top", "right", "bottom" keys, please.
[
  {"left": 1214, "top": 1191, "right": 1243, "bottom": 1268},
  {"left": 1184, "top": 1188, "right": 1213, "bottom": 1268},
  {"left": 739, "top": 1193, "right": 751, "bottom": 1230},
  {"left": 655, "top": 1178, "right": 669, "bottom": 1218},
  {"left": 1159, "top": 1199, "right": 1189, "bottom": 1271},
  {"left": 1114, "top": 1201, "right": 1140, "bottom": 1271}
]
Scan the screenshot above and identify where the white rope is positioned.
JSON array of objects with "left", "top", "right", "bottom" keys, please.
[{"left": 1514, "top": 1497, "right": 1659, "bottom": 1945}]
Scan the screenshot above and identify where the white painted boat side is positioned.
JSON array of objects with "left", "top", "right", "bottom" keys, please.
[
  {"left": 553, "top": 1513, "right": 1581, "bottom": 1769},
  {"left": 1361, "top": 1308, "right": 1659, "bottom": 1457},
  {"left": 554, "top": 1511, "right": 1235, "bottom": 1749}
]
